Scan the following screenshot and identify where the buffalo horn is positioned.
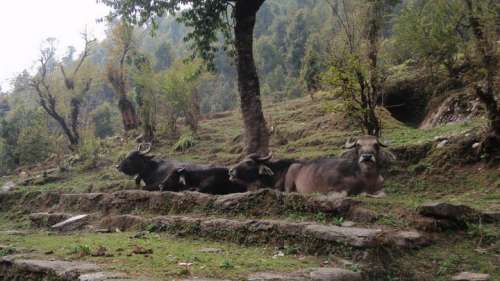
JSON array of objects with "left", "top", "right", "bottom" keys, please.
[
  {"left": 378, "top": 139, "right": 388, "bottom": 147},
  {"left": 343, "top": 138, "right": 357, "bottom": 149},
  {"left": 257, "top": 152, "right": 272, "bottom": 162},
  {"left": 139, "top": 142, "right": 152, "bottom": 155}
]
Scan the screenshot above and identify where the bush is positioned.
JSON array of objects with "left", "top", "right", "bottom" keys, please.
[
  {"left": 16, "top": 125, "right": 53, "bottom": 165},
  {"left": 79, "top": 130, "right": 101, "bottom": 169},
  {"left": 92, "top": 103, "right": 116, "bottom": 139},
  {"left": 173, "top": 132, "right": 196, "bottom": 152}
]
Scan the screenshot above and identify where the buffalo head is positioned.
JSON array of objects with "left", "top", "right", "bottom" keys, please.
[
  {"left": 160, "top": 167, "right": 189, "bottom": 191},
  {"left": 340, "top": 135, "right": 395, "bottom": 169},
  {"left": 116, "top": 143, "right": 154, "bottom": 176},
  {"left": 228, "top": 153, "right": 274, "bottom": 185}
]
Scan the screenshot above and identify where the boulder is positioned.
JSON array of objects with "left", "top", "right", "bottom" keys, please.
[{"left": 451, "top": 272, "right": 490, "bottom": 281}]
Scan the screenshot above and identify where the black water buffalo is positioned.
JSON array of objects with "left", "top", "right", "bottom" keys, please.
[
  {"left": 116, "top": 143, "right": 185, "bottom": 191},
  {"left": 228, "top": 154, "right": 299, "bottom": 191},
  {"left": 160, "top": 165, "right": 248, "bottom": 195},
  {"left": 284, "top": 135, "right": 395, "bottom": 196}
]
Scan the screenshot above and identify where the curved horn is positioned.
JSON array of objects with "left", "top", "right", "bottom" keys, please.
[
  {"left": 377, "top": 139, "right": 388, "bottom": 147},
  {"left": 139, "top": 142, "right": 152, "bottom": 155},
  {"left": 343, "top": 138, "right": 357, "bottom": 149},
  {"left": 136, "top": 143, "right": 143, "bottom": 152},
  {"left": 257, "top": 152, "right": 272, "bottom": 162}
]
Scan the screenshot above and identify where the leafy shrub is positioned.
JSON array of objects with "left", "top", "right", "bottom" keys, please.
[
  {"left": 79, "top": 130, "right": 101, "bottom": 169},
  {"left": 173, "top": 132, "right": 196, "bottom": 152},
  {"left": 69, "top": 244, "right": 92, "bottom": 257},
  {"left": 92, "top": 103, "right": 116, "bottom": 139}
]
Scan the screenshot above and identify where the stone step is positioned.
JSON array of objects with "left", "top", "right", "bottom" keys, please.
[
  {"left": 3, "top": 189, "right": 379, "bottom": 223},
  {"left": 0, "top": 255, "right": 151, "bottom": 281},
  {"left": 29, "top": 212, "right": 430, "bottom": 256}
]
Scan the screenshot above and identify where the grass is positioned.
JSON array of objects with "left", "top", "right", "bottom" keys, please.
[
  {"left": 394, "top": 230, "right": 499, "bottom": 281},
  {"left": 0, "top": 231, "right": 322, "bottom": 280}
]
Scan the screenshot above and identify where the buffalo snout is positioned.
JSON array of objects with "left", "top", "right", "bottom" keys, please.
[{"left": 359, "top": 153, "right": 376, "bottom": 163}]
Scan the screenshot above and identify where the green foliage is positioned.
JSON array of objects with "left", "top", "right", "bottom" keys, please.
[
  {"left": 16, "top": 123, "right": 52, "bottom": 165},
  {"left": 79, "top": 130, "right": 101, "bottom": 169},
  {"left": 69, "top": 244, "right": 92, "bottom": 256},
  {"left": 173, "top": 132, "right": 197, "bottom": 152},
  {"left": 159, "top": 60, "right": 208, "bottom": 134},
  {"left": 92, "top": 103, "right": 116, "bottom": 139},
  {"left": 393, "top": 0, "right": 467, "bottom": 73},
  {"left": 0, "top": 246, "right": 15, "bottom": 257},
  {"left": 0, "top": 106, "right": 54, "bottom": 172},
  {"left": 219, "top": 260, "right": 235, "bottom": 270}
]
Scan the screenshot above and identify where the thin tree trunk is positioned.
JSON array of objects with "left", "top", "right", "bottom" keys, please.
[
  {"left": 234, "top": 0, "right": 270, "bottom": 155},
  {"left": 366, "top": 0, "right": 382, "bottom": 137},
  {"left": 118, "top": 96, "right": 139, "bottom": 131}
]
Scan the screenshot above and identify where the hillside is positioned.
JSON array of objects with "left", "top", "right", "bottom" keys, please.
[{"left": 0, "top": 95, "right": 498, "bottom": 281}]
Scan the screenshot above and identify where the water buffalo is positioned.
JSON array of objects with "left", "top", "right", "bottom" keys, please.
[
  {"left": 228, "top": 153, "right": 299, "bottom": 191},
  {"left": 116, "top": 143, "right": 185, "bottom": 191},
  {"left": 285, "top": 135, "right": 395, "bottom": 196},
  {"left": 160, "top": 165, "right": 248, "bottom": 195}
]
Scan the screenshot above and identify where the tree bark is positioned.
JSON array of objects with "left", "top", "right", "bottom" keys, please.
[
  {"left": 464, "top": 0, "right": 500, "bottom": 139},
  {"left": 234, "top": 0, "right": 270, "bottom": 155},
  {"left": 365, "top": 0, "right": 382, "bottom": 137},
  {"left": 118, "top": 96, "right": 139, "bottom": 131}
]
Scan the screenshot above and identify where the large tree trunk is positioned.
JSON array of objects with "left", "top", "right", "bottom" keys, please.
[
  {"left": 463, "top": 0, "right": 500, "bottom": 154},
  {"left": 118, "top": 96, "right": 139, "bottom": 131},
  {"left": 234, "top": 0, "right": 270, "bottom": 155}
]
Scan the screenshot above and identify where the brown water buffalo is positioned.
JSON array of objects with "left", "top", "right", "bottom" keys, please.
[
  {"left": 285, "top": 135, "right": 395, "bottom": 196},
  {"left": 228, "top": 154, "right": 299, "bottom": 190},
  {"left": 160, "top": 165, "right": 248, "bottom": 195}
]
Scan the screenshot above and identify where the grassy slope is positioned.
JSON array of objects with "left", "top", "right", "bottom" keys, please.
[{"left": 1, "top": 94, "right": 498, "bottom": 280}]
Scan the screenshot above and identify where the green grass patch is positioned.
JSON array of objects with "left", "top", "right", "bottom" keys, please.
[{"left": 0, "top": 231, "right": 321, "bottom": 280}]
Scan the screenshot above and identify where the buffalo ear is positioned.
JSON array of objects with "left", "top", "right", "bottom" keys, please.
[
  {"left": 340, "top": 149, "right": 357, "bottom": 161},
  {"left": 258, "top": 165, "right": 274, "bottom": 176}
]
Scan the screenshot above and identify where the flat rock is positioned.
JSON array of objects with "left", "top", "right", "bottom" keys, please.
[
  {"left": 51, "top": 214, "right": 89, "bottom": 231},
  {"left": 451, "top": 272, "right": 490, "bottom": 281},
  {"left": 98, "top": 214, "right": 146, "bottom": 231},
  {"left": 304, "top": 224, "right": 382, "bottom": 247},
  {"left": 0, "top": 256, "right": 151, "bottom": 281},
  {"left": 198, "top": 247, "right": 224, "bottom": 254},
  {"left": 247, "top": 272, "right": 306, "bottom": 281},
  {"left": 384, "top": 230, "right": 430, "bottom": 248},
  {"left": 309, "top": 268, "right": 362, "bottom": 281},
  {"left": 0, "top": 230, "right": 29, "bottom": 236},
  {"left": 0, "top": 181, "right": 15, "bottom": 192},
  {"left": 13, "top": 258, "right": 99, "bottom": 275},
  {"left": 180, "top": 279, "right": 231, "bottom": 281},
  {"left": 417, "top": 202, "right": 480, "bottom": 222},
  {"left": 79, "top": 271, "right": 150, "bottom": 281}
]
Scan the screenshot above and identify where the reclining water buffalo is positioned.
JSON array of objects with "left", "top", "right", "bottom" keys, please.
[
  {"left": 228, "top": 153, "right": 299, "bottom": 191},
  {"left": 285, "top": 135, "right": 395, "bottom": 196},
  {"left": 116, "top": 143, "right": 185, "bottom": 191},
  {"left": 160, "top": 165, "right": 248, "bottom": 195}
]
